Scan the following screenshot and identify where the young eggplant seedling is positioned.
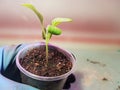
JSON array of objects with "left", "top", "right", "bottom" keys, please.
[{"left": 22, "top": 3, "right": 72, "bottom": 65}]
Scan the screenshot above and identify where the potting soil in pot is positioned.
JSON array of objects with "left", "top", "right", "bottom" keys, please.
[{"left": 20, "top": 45, "right": 72, "bottom": 77}]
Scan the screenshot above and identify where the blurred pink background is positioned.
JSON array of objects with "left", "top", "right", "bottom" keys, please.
[{"left": 0, "top": 0, "right": 120, "bottom": 48}]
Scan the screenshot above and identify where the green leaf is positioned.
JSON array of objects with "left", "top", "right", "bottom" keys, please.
[
  {"left": 52, "top": 18, "right": 72, "bottom": 26},
  {"left": 22, "top": 3, "right": 43, "bottom": 24},
  {"left": 47, "top": 25, "right": 62, "bottom": 35}
]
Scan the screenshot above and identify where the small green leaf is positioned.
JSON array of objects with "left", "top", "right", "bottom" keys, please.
[
  {"left": 22, "top": 3, "right": 43, "bottom": 24},
  {"left": 47, "top": 25, "right": 62, "bottom": 35},
  {"left": 52, "top": 18, "right": 72, "bottom": 26}
]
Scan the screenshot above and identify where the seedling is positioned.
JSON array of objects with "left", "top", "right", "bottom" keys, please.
[{"left": 22, "top": 3, "right": 72, "bottom": 65}]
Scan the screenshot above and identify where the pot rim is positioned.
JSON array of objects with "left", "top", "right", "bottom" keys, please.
[{"left": 16, "top": 42, "right": 76, "bottom": 81}]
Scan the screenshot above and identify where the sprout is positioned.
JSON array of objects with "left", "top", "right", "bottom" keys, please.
[{"left": 22, "top": 3, "right": 72, "bottom": 65}]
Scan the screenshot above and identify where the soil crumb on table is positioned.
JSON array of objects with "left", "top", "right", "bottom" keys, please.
[
  {"left": 102, "top": 77, "right": 108, "bottom": 81},
  {"left": 116, "top": 85, "right": 120, "bottom": 90},
  {"left": 87, "top": 59, "right": 106, "bottom": 67}
]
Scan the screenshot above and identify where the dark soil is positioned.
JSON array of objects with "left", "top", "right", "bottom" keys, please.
[{"left": 20, "top": 45, "right": 72, "bottom": 77}]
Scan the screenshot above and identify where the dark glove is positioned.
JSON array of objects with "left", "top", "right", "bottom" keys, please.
[{"left": 0, "top": 44, "right": 75, "bottom": 90}]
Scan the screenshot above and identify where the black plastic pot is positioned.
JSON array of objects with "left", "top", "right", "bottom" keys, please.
[{"left": 16, "top": 42, "right": 76, "bottom": 90}]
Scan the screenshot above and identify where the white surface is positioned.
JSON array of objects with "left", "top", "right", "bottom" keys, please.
[{"left": 67, "top": 49, "right": 120, "bottom": 90}]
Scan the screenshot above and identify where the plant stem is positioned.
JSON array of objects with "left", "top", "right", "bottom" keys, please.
[
  {"left": 45, "top": 32, "right": 51, "bottom": 66},
  {"left": 45, "top": 38, "right": 48, "bottom": 66}
]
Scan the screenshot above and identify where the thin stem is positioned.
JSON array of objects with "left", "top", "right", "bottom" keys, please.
[
  {"left": 45, "top": 32, "right": 51, "bottom": 66},
  {"left": 45, "top": 36, "right": 49, "bottom": 65}
]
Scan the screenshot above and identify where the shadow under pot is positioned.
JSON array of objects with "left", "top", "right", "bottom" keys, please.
[{"left": 16, "top": 42, "right": 76, "bottom": 90}]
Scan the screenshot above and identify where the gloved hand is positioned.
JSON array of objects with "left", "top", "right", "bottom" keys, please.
[
  {"left": 0, "top": 44, "right": 39, "bottom": 90},
  {"left": 0, "top": 44, "right": 75, "bottom": 90}
]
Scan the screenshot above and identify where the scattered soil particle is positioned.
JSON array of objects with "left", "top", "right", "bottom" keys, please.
[
  {"left": 116, "top": 85, "right": 120, "bottom": 90},
  {"left": 87, "top": 59, "right": 106, "bottom": 67},
  {"left": 20, "top": 45, "right": 72, "bottom": 77},
  {"left": 102, "top": 77, "right": 108, "bottom": 81}
]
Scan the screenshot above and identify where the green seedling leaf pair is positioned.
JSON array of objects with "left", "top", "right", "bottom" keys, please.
[
  {"left": 22, "top": 3, "right": 72, "bottom": 39},
  {"left": 22, "top": 3, "right": 72, "bottom": 65},
  {"left": 47, "top": 18, "right": 72, "bottom": 36}
]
